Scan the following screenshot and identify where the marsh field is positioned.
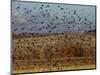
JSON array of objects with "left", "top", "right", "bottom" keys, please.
[{"left": 12, "top": 32, "right": 96, "bottom": 74}]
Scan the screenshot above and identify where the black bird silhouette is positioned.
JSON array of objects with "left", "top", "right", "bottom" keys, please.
[
  {"left": 57, "top": 5, "right": 60, "bottom": 8},
  {"left": 16, "top": 6, "right": 20, "bottom": 9},
  {"left": 12, "top": 22, "right": 14, "bottom": 24},
  {"left": 61, "top": 8, "right": 64, "bottom": 10},
  {"left": 41, "top": 4, "right": 44, "bottom": 7},
  {"left": 41, "top": 22, "right": 44, "bottom": 24},
  {"left": 48, "top": 30, "right": 51, "bottom": 33},
  {"left": 46, "top": 5, "right": 50, "bottom": 8},
  {"left": 40, "top": 7, "right": 43, "bottom": 9},
  {"left": 73, "top": 10, "right": 76, "bottom": 14},
  {"left": 24, "top": 8, "right": 27, "bottom": 10},
  {"left": 14, "top": 28, "right": 18, "bottom": 31},
  {"left": 84, "top": 17, "right": 87, "bottom": 21},
  {"left": 21, "top": 27, "right": 24, "bottom": 30},
  {"left": 55, "top": 16, "right": 59, "bottom": 19}
]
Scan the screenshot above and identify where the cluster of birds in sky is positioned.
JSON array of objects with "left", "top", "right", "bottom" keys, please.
[{"left": 12, "top": 1, "right": 96, "bottom": 33}]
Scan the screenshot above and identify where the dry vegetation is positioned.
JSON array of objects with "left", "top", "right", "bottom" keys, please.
[{"left": 12, "top": 32, "right": 96, "bottom": 74}]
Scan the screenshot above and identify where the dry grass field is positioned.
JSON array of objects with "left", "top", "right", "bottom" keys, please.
[{"left": 12, "top": 32, "right": 96, "bottom": 74}]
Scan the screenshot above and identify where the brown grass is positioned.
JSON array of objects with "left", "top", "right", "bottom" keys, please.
[{"left": 12, "top": 32, "right": 96, "bottom": 74}]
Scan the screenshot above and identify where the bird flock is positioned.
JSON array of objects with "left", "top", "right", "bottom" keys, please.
[
  {"left": 12, "top": 1, "right": 96, "bottom": 34},
  {"left": 12, "top": 1, "right": 96, "bottom": 73}
]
